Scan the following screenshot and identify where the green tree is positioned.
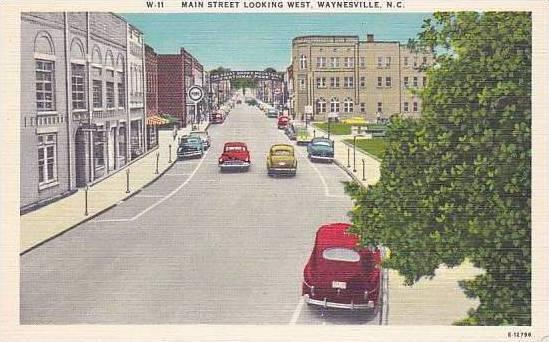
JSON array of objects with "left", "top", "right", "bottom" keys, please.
[{"left": 346, "top": 12, "right": 531, "bottom": 325}]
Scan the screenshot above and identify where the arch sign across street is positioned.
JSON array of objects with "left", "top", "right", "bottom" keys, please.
[{"left": 188, "top": 85, "right": 204, "bottom": 103}]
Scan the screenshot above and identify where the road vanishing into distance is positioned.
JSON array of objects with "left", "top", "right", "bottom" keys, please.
[{"left": 21, "top": 103, "right": 381, "bottom": 325}]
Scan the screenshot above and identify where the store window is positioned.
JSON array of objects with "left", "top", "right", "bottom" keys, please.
[{"left": 37, "top": 134, "right": 57, "bottom": 187}]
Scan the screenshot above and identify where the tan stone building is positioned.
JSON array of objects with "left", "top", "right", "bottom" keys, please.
[{"left": 290, "top": 34, "right": 433, "bottom": 122}]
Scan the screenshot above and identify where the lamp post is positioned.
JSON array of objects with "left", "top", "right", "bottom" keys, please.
[
  {"left": 84, "top": 186, "right": 89, "bottom": 216},
  {"left": 125, "top": 169, "right": 130, "bottom": 193},
  {"left": 353, "top": 136, "right": 357, "bottom": 173}
]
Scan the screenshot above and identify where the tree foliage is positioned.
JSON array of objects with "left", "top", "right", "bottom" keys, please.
[{"left": 346, "top": 12, "right": 531, "bottom": 325}]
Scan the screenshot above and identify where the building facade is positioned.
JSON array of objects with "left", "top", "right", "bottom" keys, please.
[
  {"left": 20, "top": 12, "right": 146, "bottom": 211},
  {"left": 291, "top": 34, "right": 433, "bottom": 122},
  {"left": 145, "top": 44, "right": 158, "bottom": 149},
  {"left": 157, "top": 48, "right": 204, "bottom": 128}
]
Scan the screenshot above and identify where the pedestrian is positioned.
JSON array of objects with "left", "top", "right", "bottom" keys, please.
[{"left": 172, "top": 125, "right": 177, "bottom": 141}]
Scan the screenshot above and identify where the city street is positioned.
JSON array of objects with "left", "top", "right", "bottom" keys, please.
[{"left": 20, "top": 103, "right": 380, "bottom": 325}]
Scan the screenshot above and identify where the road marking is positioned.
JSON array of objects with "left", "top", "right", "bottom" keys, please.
[
  {"left": 289, "top": 297, "right": 305, "bottom": 325},
  {"left": 94, "top": 150, "right": 210, "bottom": 223}
]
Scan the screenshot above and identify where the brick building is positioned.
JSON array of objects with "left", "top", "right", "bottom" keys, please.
[
  {"left": 290, "top": 34, "right": 433, "bottom": 122},
  {"left": 157, "top": 48, "right": 204, "bottom": 127}
]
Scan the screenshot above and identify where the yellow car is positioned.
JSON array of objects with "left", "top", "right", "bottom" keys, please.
[
  {"left": 266, "top": 144, "right": 297, "bottom": 176},
  {"left": 296, "top": 127, "right": 312, "bottom": 145},
  {"left": 342, "top": 116, "right": 367, "bottom": 125}
]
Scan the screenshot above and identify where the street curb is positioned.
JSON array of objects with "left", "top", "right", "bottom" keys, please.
[
  {"left": 20, "top": 157, "right": 178, "bottom": 256},
  {"left": 333, "top": 158, "right": 367, "bottom": 190}
]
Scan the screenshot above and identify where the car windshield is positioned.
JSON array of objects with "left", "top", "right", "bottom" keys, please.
[
  {"left": 322, "top": 248, "right": 360, "bottom": 262},
  {"left": 191, "top": 132, "right": 207, "bottom": 137},
  {"left": 313, "top": 140, "right": 332, "bottom": 147},
  {"left": 272, "top": 149, "right": 292, "bottom": 156},
  {"left": 225, "top": 146, "right": 246, "bottom": 152},
  {"left": 183, "top": 137, "right": 201, "bottom": 144}
]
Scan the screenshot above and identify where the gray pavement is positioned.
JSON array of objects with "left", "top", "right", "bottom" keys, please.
[{"left": 20, "top": 103, "right": 379, "bottom": 325}]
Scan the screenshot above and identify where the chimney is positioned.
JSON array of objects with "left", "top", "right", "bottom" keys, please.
[{"left": 366, "top": 34, "right": 374, "bottom": 42}]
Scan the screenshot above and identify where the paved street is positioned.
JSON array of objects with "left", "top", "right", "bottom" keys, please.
[{"left": 21, "top": 103, "right": 379, "bottom": 324}]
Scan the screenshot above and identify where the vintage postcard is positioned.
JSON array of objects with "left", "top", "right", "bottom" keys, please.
[{"left": 0, "top": 0, "right": 547, "bottom": 341}]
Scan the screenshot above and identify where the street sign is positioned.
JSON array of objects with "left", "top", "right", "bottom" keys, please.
[
  {"left": 305, "top": 105, "right": 313, "bottom": 114},
  {"left": 188, "top": 85, "right": 204, "bottom": 103}
]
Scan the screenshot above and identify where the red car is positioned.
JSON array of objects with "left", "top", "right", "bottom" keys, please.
[
  {"left": 277, "top": 116, "right": 289, "bottom": 129},
  {"left": 218, "top": 142, "right": 251, "bottom": 171},
  {"left": 302, "top": 223, "right": 381, "bottom": 310},
  {"left": 211, "top": 112, "right": 224, "bottom": 124}
]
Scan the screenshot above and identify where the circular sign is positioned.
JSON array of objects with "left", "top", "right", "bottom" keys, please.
[{"left": 188, "top": 86, "right": 204, "bottom": 102}]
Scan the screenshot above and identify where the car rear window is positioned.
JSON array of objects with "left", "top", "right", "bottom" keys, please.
[
  {"left": 225, "top": 146, "right": 245, "bottom": 152},
  {"left": 272, "top": 150, "right": 292, "bottom": 156},
  {"left": 322, "top": 248, "right": 360, "bottom": 262}
]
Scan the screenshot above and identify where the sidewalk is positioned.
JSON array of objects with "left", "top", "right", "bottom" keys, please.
[
  {"left": 308, "top": 123, "right": 483, "bottom": 325},
  {"left": 20, "top": 122, "right": 209, "bottom": 253}
]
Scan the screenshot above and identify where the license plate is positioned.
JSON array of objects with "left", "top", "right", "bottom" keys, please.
[
  {"left": 278, "top": 162, "right": 286, "bottom": 166},
  {"left": 332, "top": 281, "right": 346, "bottom": 289}
]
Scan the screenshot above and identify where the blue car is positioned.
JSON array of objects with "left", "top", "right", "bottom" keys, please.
[
  {"left": 177, "top": 135, "right": 204, "bottom": 159},
  {"left": 307, "top": 137, "right": 334, "bottom": 162}
]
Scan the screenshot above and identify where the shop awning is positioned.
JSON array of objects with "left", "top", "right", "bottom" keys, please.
[{"left": 146, "top": 115, "right": 170, "bottom": 126}]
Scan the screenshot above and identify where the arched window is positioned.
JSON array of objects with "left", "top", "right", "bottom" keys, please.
[
  {"left": 34, "top": 31, "right": 55, "bottom": 56},
  {"left": 316, "top": 97, "right": 326, "bottom": 113},
  {"left": 91, "top": 46, "right": 102, "bottom": 66},
  {"left": 330, "top": 97, "right": 340, "bottom": 113},
  {"left": 300, "top": 54, "right": 307, "bottom": 70},
  {"left": 70, "top": 38, "right": 86, "bottom": 111},
  {"left": 70, "top": 38, "right": 85, "bottom": 61},
  {"left": 34, "top": 32, "right": 56, "bottom": 111},
  {"left": 343, "top": 97, "right": 354, "bottom": 113}
]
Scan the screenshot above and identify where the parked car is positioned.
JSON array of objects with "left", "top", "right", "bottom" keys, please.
[
  {"left": 189, "top": 130, "right": 211, "bottom": 150},
  {"left": 177, "top": 135, "right": 204, "bottom": 159},
  {"left": 266, "top": 144, "right": 297, "bottom": 176},
  {"left": 302, "top": 223, "right": 381, "bottom": 310},
  {"left": 307, "top": 137, "right": 334, "bottom": 162},
  {"left": 296, "top": 127, "right": 313, "bottom": 145},
  {"left": 218, "top": 142, "right": 251, "bottom": 171},
  {"left": 266, "top": 108, "right": 279, "bottom": 118},
  {"left": 285, "top": 122, "right": 297, "bottom": 140},
  {"left": 211, "top": 112, "right": 224, "bottom": 124},
  {"left": 277, "top": 116, "right": 290, "bottom": 130}
]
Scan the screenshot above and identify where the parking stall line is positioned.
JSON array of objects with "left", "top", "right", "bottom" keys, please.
[
  {"left": 94, "top": 150, "right": 210, "bottom": 223},
  {"left": 289, "top": 297, "right": 305, "bottom": 325}
]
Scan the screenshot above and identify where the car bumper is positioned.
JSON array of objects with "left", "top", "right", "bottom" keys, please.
[
  {"left": 268, "top": 167, "right": 296, "bottom": 174},
  {"left": 303, "top": 294, "right": 374, "bottom": 310},
  {"left": 309, "top": 155, "right": 334, "bottom": 161},
  {"left": 178, "top": 151, "right": 202, "bottom": 158},
  {"left": 219, "top": 162, "right": 250, "bottom": 169}
]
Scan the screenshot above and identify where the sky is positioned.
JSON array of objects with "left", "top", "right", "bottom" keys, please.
[{"left": 122, "top": 13, "right": 431, "bottom": 72}]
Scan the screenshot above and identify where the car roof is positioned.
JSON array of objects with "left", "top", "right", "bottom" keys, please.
[
  {"left": 315, "top": 223, "right": 358, "bottom": 249},
  {"left": 224, "top": 141, "right": 248, "bottom": 147},
  {"left": 270, "top": 144, "right": 294, "bottom": 151},
  {"left": 190, "top": 130, "right": 208, "bottom": 134}
]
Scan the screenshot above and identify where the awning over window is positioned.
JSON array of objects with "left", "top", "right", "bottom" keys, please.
[{"left": 146, "top": 115, "right": 170, "bottom": 126}]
